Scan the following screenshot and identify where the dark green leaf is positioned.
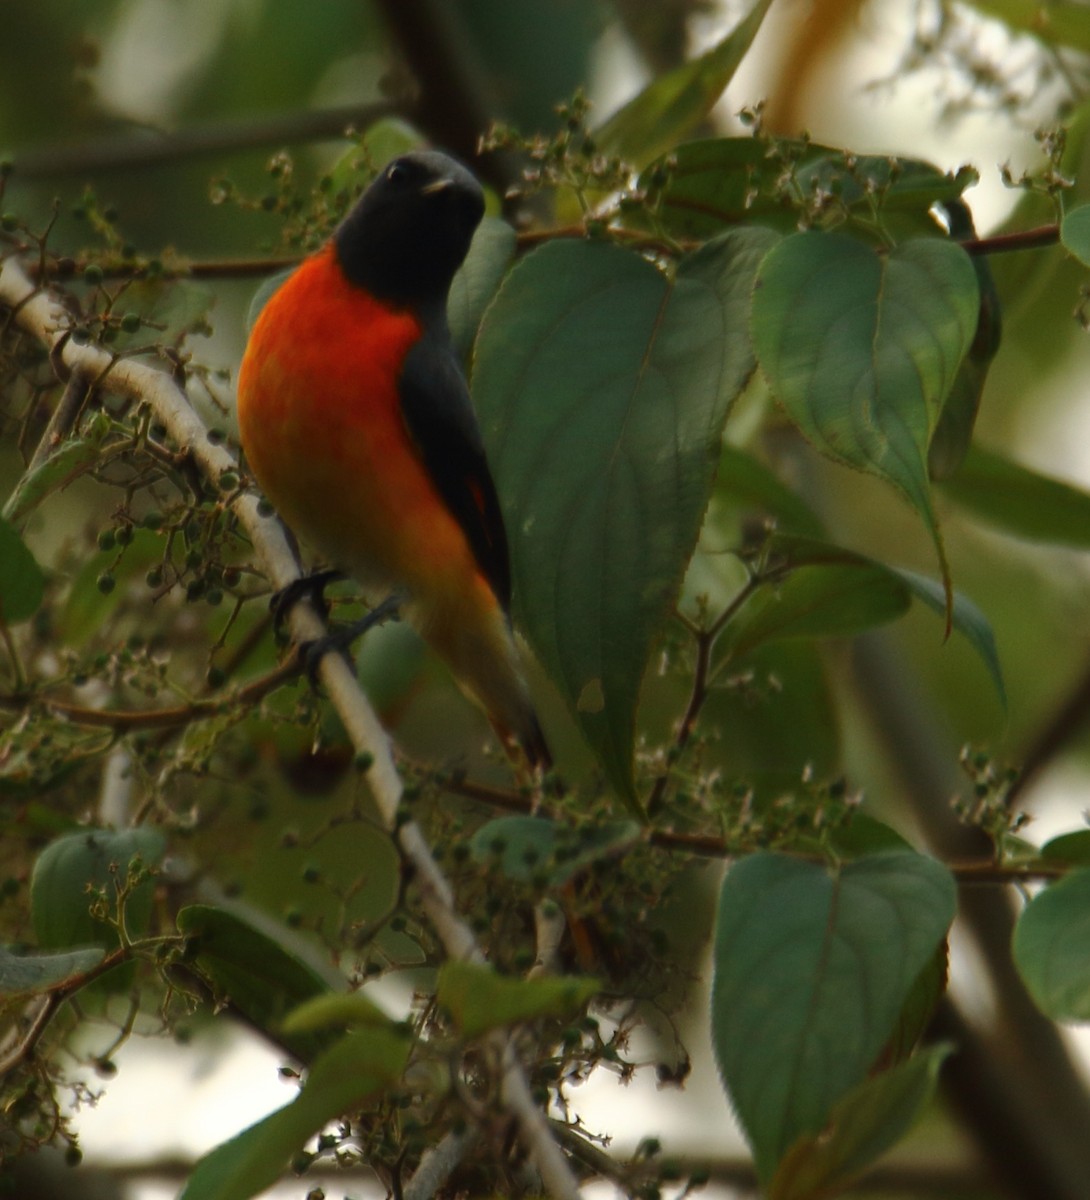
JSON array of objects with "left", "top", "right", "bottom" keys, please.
[
  {"left": 637, "top": 139, "right": 974, "bottom": 241},
  {"left": 1041, "top": 831, "right": 1090, "bottom": 865},
  {"left": 0, "top": 945, "right": 105, "bottom": 998},
  {"left": 469, "top": 815, "right": 639, "bottom": 885},
  {"left": 939, "top": 444, "right": 1090, "bottom": 549},
  {"left": 594, "top": 0, "right": 775, "bottom": 167},
  {"left": 1013, "top": 868, "right": 1090, "bottom": 1021},
  {"left": 715, "top": 444, "right": 826, "bottom": 539},
  {"left": 31, "top": 828, "right": 165, "bottom": 950},
  {"left": 177, "top": 903, "right": 348, "bottom": 1063},
  {"left": 752, "top": 232, "right": 980, "bottom": 609},
  {"left": 769, "top": 1044, "right": 952, "bottom": 1200},
  {"left": 0, "top": 517, "right": 46, "bottom": 624},
  {"left": 437, "top": 961, "right": 599, "bottom": 1039},
  {"left": 711, "top": 851, "right": 956, "bottom": 1182},
  {"left": 449, "top": 217, "right": 516, "bottom": 356},
  {"left": 826, "top": 814, "right": 915, "bottom": 859},
  {"left": 928, "top": 200, "right": 1002, "bottom": 479},
  {"left": 724, "top": 563, "right": 911, "bottom": 660},
  {"left": 893, "top": 568, "right": 1005, "bottom": 705},
  {"left": 179, "top": 1025, "right": 410, "bottom": 1200},
  {"left": 475, "top": 228, "right": 777, "bottom": 800}
]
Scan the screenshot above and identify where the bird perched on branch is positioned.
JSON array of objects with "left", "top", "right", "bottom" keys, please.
[{"left": 237, "top": 149, "right": 550, "bottom": 771}]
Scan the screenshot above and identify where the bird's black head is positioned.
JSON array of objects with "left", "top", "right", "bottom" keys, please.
[{"left": 334, "top": 150, "right": 486, "bottom": 316}]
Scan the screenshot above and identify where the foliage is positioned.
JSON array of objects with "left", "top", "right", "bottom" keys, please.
[{"left": 4, "top": 2, "right": 1090, "bottom": 1199}]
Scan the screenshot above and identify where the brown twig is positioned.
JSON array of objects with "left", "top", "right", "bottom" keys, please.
[{"left": 0, "top": 653, "right": 303, "bottom": 732}]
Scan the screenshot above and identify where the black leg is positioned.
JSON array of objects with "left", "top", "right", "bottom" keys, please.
[
  {"left": 299, "top": 592, "right": 403, "bottom": 684},
  {"left": 270, "top": 568, "right": 347, "bottom": 635}
]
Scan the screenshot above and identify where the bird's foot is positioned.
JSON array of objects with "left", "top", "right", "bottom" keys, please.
[
  {"left": 270, "top": 568, "right": 347, "bottom": 637},
  {"left": 297, "top": 592, "right": 402, "bottom": 686}
]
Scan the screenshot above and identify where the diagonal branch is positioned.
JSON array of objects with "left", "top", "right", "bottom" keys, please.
[{"left": 0, "top": 255, "right": 582, "bottom": 1200}]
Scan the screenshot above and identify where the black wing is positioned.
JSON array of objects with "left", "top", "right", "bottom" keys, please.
[{"left": 398, "top": 334, "right": 511, "bottom": 610}]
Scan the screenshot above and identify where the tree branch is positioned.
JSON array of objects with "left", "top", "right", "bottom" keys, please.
[
  {"left": 8, "top": 103, "right": 399, "bottom": 180},
  {"left": 0, "top": 255, "right": 583, "bottom": 1199}
]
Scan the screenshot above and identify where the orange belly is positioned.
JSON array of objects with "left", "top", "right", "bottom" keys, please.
[{"left": 236, "top": 246, "right": 485, "bottom": 611}]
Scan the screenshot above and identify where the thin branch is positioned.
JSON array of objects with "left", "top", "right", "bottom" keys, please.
[
  {"left": 9, "top": 103, "right": 399, "bottom": 180},
  {"left": 0, "top": 255, "right": 583, "bottom": 1200},
  {"left": 0, "top": 654, "right": 303, "bottom": 731},
  {"left": 960, "top": 223, "right": 1060, "bottom": 257}
]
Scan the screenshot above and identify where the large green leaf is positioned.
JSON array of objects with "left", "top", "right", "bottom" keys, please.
[
  {"left": 940, "top": 444, "right": 1090, "bottom": 548},
  {"left": 770, "top": 1044, "right": 952, "bottom": 1199},
  {"left": 711, "top": 851, "right": 956, "bottom": 1183},
  {"left": 594, "top": 0, "right": 775, "bottom": 168},
  {"left": 475, "top": 228, "right": 778, "bottom": 800},
  {"left": 31, "top": 828, "right": 166, "bottom": 950},
  {"left": 1013, "top": 868, "right": 1090, "bottom": 1021},
  {"left": 0, "top": 517, "right": 46, "bottom": 624},
  {"left": 179, "top": 1024, "right": 410, "bottom": 1200},
  {"left": 177, "top": 904, "right": 348, "bottom": 1063},
  {"left": 751, "top": 232, "right": 980, "bottom": 609}
]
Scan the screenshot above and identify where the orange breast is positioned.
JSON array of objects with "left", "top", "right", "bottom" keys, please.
[{"left": 237, "top": 246, "right": 485, "bottom": 607}]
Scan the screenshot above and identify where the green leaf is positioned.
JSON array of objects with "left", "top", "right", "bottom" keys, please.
[
  {"left": 475, "top": 228, "right": 778, "bottom": 800},
  {"left": 724, "top": 562, "right": 911, "bottom": 660},
  {"left": 716, "top": 444, "right": 826, "bottom": 539},
  {"left": 0, "top": 945, "right": 105, "bottom": 998},
  {"left": 1013, "top": 868, "right": 1090, "bottom": 1021},
  {"left": 449, "top": 217, "right": 516, "bottom": 356},
  {"left": 31, "top": 828, "right": 165, "bottom": 950},
  {"left": 437, "top": 961, "right": 599, "bottom": 1040},
  {"left": 1041, "top": 831, "right": 1090, "bottom": 866},
  {"left": 718, "top": 534, "right": 1005, "bottom": 702},
  {"left": 3, "top": 413, "right": 112, "bottom": 523},
  {"left": 711, "top": 851, "right": 956, "bottom": 1182},
  {"left": 281, "top": 991, "right": 396, "bottom": 1035},
  {"left": 769, "top": 1044, "right": 953, "bottom": 1200},
  {"left": 178, "top": 904, "right": 348, "bottom": 1063},
  {"left": 637, "top": 139, "right": 975, "bottom": 241},
  {"left": 1062, "top": 203, "right": 1090, "bottom": 265},
  {"left": 927, "top": 200, "right": 1002, "bottom": 480},
  {"left": 179, "top": 1025, "right": 410, "bottom": 1200},
  {"left": 752, "top": 232, "right": 981, "bottom": 613},
  {"left": 0, "top": 517, "right": 46, "bottom": 624},
  {"left": 939, "top": 444, "right": 1090, "bottom": 549},
  {"left": 594, "top": 0, "right": 775, "bottom": 167},
  {"left": 826, "top": 814, "right": 915, "bottom": 859},
  {"left": 469, "top": 815, "right": 639, "bottom": 885},
  {"left": 893, "top": 568, "right": 1005, "bottom": 705}
]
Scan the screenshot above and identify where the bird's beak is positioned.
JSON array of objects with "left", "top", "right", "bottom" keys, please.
[{"left": 421, "top": 178, "right": 453, "bottom": 196}]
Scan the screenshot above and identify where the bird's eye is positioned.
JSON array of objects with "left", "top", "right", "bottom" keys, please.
[{"left": 385, "top": 161, "right": 410, "bottom": 185}]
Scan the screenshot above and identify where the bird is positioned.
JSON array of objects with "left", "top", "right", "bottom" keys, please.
[{"left": 236, "top": 149, "right": 550, "bottom": 771}]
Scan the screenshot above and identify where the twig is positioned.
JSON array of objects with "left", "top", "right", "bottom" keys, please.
[
  {"left": 960, "top": 223, "right": 1060, "bottom": 257},
  {"left": 0, "top": 255, "right": 583, "bottom": 1199},
  {"left": 8, "top": 103, "right": 399, "bottom": 180},
  {"left": 26, "top": 365, "right": 91, "bottom": 472},
  {"left": 0, "top": 654, "right": 303, "bottom": 731}
]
